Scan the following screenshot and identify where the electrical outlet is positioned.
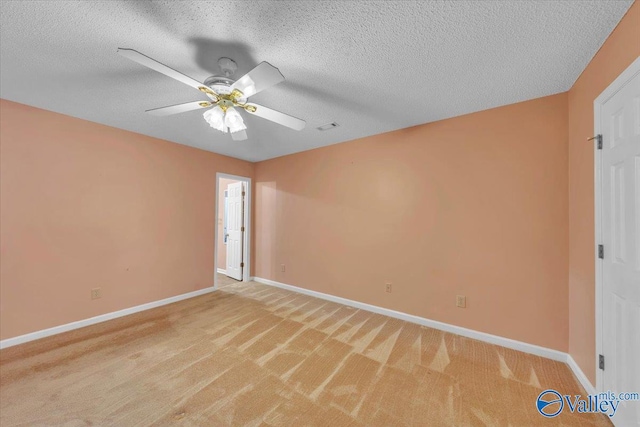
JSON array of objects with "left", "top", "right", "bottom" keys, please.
[
  {"left": 281, "top": 264, "right": 286, "bottom": 272},
  {"left": 385, "top": 283, "right": 392, "bottom": 293},
  {"left": 456, "top": 295, "right": 466, "bottom": 308},
  {"left": 91, "top": 288, "right": 101, "bottom": 300}
]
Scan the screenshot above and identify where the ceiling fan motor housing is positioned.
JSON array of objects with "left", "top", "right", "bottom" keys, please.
[{"left": 204, "top": 76, "right": 234, "bottom": 95}]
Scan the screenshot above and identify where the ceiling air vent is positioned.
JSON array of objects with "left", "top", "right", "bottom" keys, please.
[{"left": 317, "top": 122, "right": 340, "bottom": 131}]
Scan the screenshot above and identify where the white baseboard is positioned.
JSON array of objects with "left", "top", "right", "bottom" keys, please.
[
  {"left": 0, "top": 286, "right": 216, "bottom": 350},
  {"left": 2, "top": 275, "right": 596, "bottom": 395},
  {"left": 217, "top": 268, "right": 227, "bottom": 275},
  {"left": 251, "top": 276, "right": 592, "bottom": 375},
  {"left": 567, "top": 354, "right": 596, "bottom": 395}
]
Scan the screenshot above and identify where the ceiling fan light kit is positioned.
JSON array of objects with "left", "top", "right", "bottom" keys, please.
[
  {"left": 203, "top": 106, "right": 225, "bottom": 132},
  {"left": 224, "top": 107, "right": 247, "bottom": 133},
  {"left": 117, "top": 48, "right": 306, "bottom": 142}
]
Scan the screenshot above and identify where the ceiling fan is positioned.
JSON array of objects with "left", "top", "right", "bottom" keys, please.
[{"left": 117, "top": 48, "right": 306, "bottom": 141}]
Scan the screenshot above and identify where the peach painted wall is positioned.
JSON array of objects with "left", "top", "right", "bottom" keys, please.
[
  {"left": 567, "top": 2, "right": 640, "bottom": 385},
  {"left": 254, "top": 93, "right": 569, "bottom": 351},
  {"left": 216, "top": 178, "right": 239, "bottom": 271},
  {"left": 0, "top": 99, "right": 253, "bottom": 340}
]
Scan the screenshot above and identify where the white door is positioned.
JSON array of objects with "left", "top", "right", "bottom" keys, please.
[
  {"left": 600, "top": 66, "right": 640, "bottom": 426},
  {"left": 225, "top": 181, "right": 244, "bottom": 281}
]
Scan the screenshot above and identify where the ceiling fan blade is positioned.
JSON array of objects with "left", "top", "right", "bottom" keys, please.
[
  {"left": 231, "top": 62, "right": 284, "bottom": 98},
  {"left": 145, "top": 101, "right": 211, "bottom": 116},
  {"left": 117, "top": 48, "right": 205, "bottom": 91},
  {"left": 231, "top": 130, "right": 248, "bottom": 141},
  {"left": 245, "top": 103, "right": 306, "bottom": 131}
]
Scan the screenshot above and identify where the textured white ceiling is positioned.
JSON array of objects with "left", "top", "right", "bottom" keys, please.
[{"left": 0, "top": 1, "right": 633, "bottom": 162}]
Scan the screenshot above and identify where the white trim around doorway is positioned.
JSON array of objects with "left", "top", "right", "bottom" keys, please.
[{"left": 215, "top": 173, "right": 252, "bottom": 289}]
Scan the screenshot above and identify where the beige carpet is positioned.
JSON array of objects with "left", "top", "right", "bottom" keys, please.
[
  {"left": 217, "top": 272, "right": 242, "bottom": 288},
  {"left": 0, "top": 280, "right": 611, "bottom": 426}
]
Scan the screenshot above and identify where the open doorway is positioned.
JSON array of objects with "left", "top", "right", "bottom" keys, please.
[{"left": 215, "top": 173, "right": 251, "bottom": 289}]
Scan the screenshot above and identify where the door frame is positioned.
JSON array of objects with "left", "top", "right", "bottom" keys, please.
[
  {"left": 215, "top": 172, "right": 251, "bottom": 288},
  {"left": 594, "top": 56, "right": 640, "bottom": 392}
]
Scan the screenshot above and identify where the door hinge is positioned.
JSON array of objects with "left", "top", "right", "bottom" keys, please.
[
  {"left": 242, "top": 191, "right": 246, "bottom": 197},
  {"left": 598, "top": 244, "right": 604, "bottom": 259},
  {"left": 588, "top": 134, "right": 603, "bottom": 149},
  {"left": 240, "top": 262, "right": 244, "bottom": 268},
  {"left": 241, "top": 226, "right": 245, "bottom": 232},
  {"left": 599, "top": 354, "right": 605, "bottom": 370}
]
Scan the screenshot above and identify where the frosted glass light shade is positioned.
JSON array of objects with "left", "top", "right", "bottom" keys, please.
[
  {"left": 225, "top": 107, "right": 247, "bottom": 133},
  {"left": 203, "top": 106, "right": 225, "bottom": 132}
]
